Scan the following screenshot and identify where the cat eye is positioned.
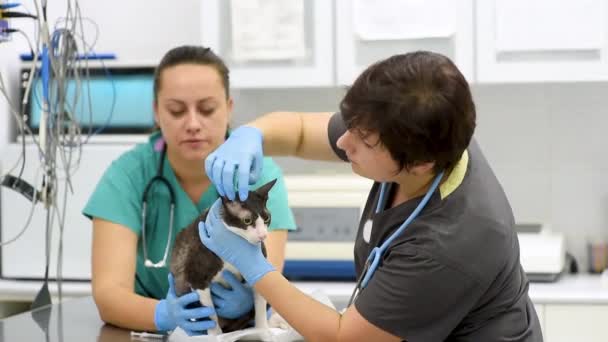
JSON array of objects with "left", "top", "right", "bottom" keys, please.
[
  {"left": 242, "top": 217, "right": 253, "bottom": 225},
  {"left": 263, "top": 213, "right": 271, "bottom": 225}
]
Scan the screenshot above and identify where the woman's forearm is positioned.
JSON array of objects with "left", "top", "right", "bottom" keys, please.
[
  {"left": 247, "top": 111, "right": 339, "bottom": 161},
  {"left": 248, "top": 111, "right": 304, "bottom": 156},
  {"left": 93, "top": 285, "right": 159, "bottom": 332},
  {"left": 265, "top": 230, "right": 288, "bottom": 273},
  {"left": 255, "top": 271, "right": 341, "bottom": 342}
]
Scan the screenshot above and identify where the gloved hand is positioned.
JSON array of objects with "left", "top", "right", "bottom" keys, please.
[
  {"left": 199, "top": 199, "right": 274, "bottom": 286},
  {"left": 154, "top": 273, "right": 217, "bottom": 336},
  {"left": 205, "top": 126, "right": 264, "bottom": 201},
  {"left": 211, "top": 270, "right": 254, "bottom": 319}
]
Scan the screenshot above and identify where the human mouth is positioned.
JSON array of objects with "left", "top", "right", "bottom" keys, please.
[{"left": 181, "top": 139, "right": 206, "bottom": 148}]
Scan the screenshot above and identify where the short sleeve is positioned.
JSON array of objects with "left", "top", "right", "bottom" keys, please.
[
  {"left": 354, "top": 246, "right": 480, "bottom": 341},
  {"left": 82, "top": 156, "right": 143, "bottom": 235},
  {"left": 328, "top": 112, "right": 348, "bottom": 162},
  {"left": 253, "top": 158, "right": 296, "bottom": 231}
]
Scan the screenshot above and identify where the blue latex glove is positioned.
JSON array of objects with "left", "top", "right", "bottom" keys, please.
[
  {"left": 205, "top": 126, "right": 264, "bottom": 201},
  {"left": 154, "top": 274, "right": 217, "bottom": 336},
  {"left": 198, "top": 199, "right": 274, "bottom": 285},
  {"left": 211, "top": 270, "right": 254, "bottom": 319}
]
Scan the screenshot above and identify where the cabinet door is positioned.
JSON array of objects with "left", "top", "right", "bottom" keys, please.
[
  {"left": 534, "top": 304, "right": 545, "bottom": 337},
  {"left": 476, "top": 0, "right": 608, "bottom": 82},
  {"left": 1, "top": 143, "right": 137, "bottom": 279},
  {"left": 200, "top": 0, "right": 334, "bottom": 88},
  {"left": 335, "top": 0, "right": 474, "bottom": 85},
  {"left": 545, "top": 304, "right": 608, "bottom": 342}
]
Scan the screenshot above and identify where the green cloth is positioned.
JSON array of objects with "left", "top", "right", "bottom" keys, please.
[{"left": 83, "top": 132, "right": 296, "bottom": 299}]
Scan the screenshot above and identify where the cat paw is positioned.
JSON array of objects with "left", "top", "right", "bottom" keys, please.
[
  {"left": 268, "top": 311, "right": 290, "bottom": 330},
  {"left": 256, "top": 328, "right": 274, "bottom": 341}
]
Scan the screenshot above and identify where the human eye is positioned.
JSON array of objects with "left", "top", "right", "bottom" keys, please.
[
  {"left": 198, "top": 106, "right": 216, "bottom": 116},
  {"left": 166, "top": 105, "right": 186, "bottom": 117},
  {"left": 361, "top": 139, "right": 374, "bottom": 148},
  {"left": 351, "top": 129, "right": 374, "bottom": 148},
  {"left": 169, "top": 110, "right": 185, "bottom": 117}
]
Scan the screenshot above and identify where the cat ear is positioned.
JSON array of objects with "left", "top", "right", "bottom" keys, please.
[{"left": 255, "top": 179, "right": 277, "bottom": 199}]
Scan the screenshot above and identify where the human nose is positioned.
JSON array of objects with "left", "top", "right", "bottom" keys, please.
[
  {"left": 184, "top": 109, "right": 203, "bottom": 132},
  {"left": 336, "top": 130, "right": 352, "bottom": 153}
]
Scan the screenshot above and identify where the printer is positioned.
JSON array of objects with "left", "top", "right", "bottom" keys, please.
[
  {"left": 516, "top": 223, "right": 566, "bottom": 282},
  {"left": 282, "top": 175, "right": 371, "bottom": 281}
]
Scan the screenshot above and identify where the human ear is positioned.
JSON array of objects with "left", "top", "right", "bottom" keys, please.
[{"left": 410, "top": 162, "right": 435, "bottom": 176}]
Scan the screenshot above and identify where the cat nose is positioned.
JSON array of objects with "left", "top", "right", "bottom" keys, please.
[{"left": 257, "top": 229, "right": 267, "bottom": 241}]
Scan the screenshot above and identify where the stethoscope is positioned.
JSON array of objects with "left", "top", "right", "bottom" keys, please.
[
  {"left": 140, "top": 144, "right": 176, "bottom": 268},
  {"left": 347, "top": 171, "right": 444, "bottom": 307}
]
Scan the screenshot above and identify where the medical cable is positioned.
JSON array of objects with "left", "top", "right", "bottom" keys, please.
[
  {"left": 0, "top": 0, "right": 108, "bottom": 305},
  {"left": 141, "top": 145, "right": 176, "bottom": 269},
  {"left": 348, "top": 171, "right": 444, "bottom": 307},
  {"left": 0, "top": 165, "right": 41, "bottom": 246}
]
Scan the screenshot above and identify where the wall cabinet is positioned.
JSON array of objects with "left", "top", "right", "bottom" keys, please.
[
  {"left": 476, "top": 0, "right": 608, "bottom": 82},
  {"left": 335, "top": 0, "right": 474, "bottom": 85},
  {"left": 543, "top": 304, "right": 608, "bottom": 342},
  {"left": 200, "top": 0, "right": 334, "bottom": 88},
  {"left": 200, "top": 0, "right": 608, "bottom": 86}
]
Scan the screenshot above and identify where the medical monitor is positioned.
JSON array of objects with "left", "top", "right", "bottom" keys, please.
[{"left": 20, "top": 65, "right": 156, "bottom": 134}]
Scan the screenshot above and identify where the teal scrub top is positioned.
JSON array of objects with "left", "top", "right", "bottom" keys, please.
[{"left": 83, "top": 132, "right": 296, "bottom": 299}]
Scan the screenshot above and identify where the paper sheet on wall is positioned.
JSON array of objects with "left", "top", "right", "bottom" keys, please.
[
  {"left": 230, "top": 0, "right": 306, "bottom": 61},
  {"left": 495, "top": 0, "right": 605, "bottom": 52},
  {"left": 353, "top": 0, "right": 456, "bottom": 41}
]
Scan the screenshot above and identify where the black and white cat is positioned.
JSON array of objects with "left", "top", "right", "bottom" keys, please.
[{"left": 169, "top": 179, "right": 277, "bottom": 335}]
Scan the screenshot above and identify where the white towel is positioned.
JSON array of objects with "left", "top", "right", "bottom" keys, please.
[{"left": 169, "top": 289, "right": 335, "bottom": 342}]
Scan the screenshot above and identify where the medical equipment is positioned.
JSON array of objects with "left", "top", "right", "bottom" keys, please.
[
  {"left": 348, "top": 171, "right": 444, "bottom": 307},
  {"left": 141, "top": 144, "right": 176, "bottom": 268},
  {"left": 516, "top": 223, "right": 566, "bottom": 282},
  {"left": 20, "top": 65, "right": 156, "bottom": 133},
  {"left": 130, "top": 331, "right": 165, "bottom": 340},
  {"left": 281, "top": 175, "right": 372, "bottom": 281}
]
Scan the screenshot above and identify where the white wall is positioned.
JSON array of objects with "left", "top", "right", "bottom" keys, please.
[
  {"left": 473, "top": 83, "right": 608, "bottom": 272},
  {"left": 231, "top": 83, "right": 608, "bottom": 271},
  {"left": 1, "top": 0, "right": 606, "bottom": 272}
]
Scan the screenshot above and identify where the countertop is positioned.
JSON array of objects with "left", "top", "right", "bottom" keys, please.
[
  {"left": 1, "top": 274, "right": 607, "bottom": 304},
  {"left": 0, "top": 274, "right": 607, "bottom": 341},
  {"left": 293, "top": 273, "right": 608, "bottom": 306},
  {"left": 0, "top": 296, "right": 140, "bottom": 342}
]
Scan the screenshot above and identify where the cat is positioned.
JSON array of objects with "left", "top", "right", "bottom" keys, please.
[{"left": 169, "top": 179, "right": 276, "bottom": 336}]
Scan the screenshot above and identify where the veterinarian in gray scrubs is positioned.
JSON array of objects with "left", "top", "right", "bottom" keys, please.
[
  {"left": 83, "top": 46, "right": 296, "bottom": 334},
  {"left": 200, "top": 51, "right": 543, "bottom": 341}
]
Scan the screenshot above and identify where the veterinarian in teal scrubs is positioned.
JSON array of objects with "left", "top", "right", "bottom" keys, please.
[{"left": 83, "top": 46, "right": 296, "bottom": 335}]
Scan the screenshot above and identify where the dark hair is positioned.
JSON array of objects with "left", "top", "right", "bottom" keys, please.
[
  {"left": 153, "top": 45, "right": 230, "bottom": 102},
  {"left": 340, "top": 51, "right": 476, "bottom": 174}
]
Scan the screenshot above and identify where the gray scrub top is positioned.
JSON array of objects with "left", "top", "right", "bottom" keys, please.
[{"left": 328, "top": 113, "right": 542, "bottom": 342}]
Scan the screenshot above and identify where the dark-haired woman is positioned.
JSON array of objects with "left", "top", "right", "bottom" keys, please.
[{"left": 200, "top": 51, "right": 543, "bottom": 341}]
